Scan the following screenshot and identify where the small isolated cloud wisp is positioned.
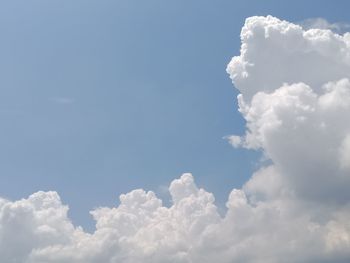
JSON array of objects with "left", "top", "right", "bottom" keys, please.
[
  {"left": 1, "top": 16, "right": 350, "bottom": 263},
  {"left": 50, "top": 97, "right": 75, "bottom": 105}
]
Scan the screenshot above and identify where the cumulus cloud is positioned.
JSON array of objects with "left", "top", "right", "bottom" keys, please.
[
  {"left": 2, "top": 15, "right": 350, "bottom": 262},
  {"left": 227, "top": 16, "right": 350, "bottom": 203}
]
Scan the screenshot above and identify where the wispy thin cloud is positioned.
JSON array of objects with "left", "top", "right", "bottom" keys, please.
[
  {"left": 50, "top": 97, "right": 75, "bottom": 105},
  {"left": 298, "top": 17, "right": 350, "bottom": 34}
]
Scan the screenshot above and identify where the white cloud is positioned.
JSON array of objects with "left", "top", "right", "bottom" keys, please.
[
  {"left": 1, "top": 15, "right": 350, "bottom": 262},
  {"left": 299, "top": 17, "right": 350, "bottom": 34},
  {"left": 227, "top": 15, "right": 350, "bottom": 101},
  {"left": 2, "top": 173, "right": 350, "bottom": 263},
  {"left": 224, "top": 135, "right": 242, "bottom": 148},
  {"left": 227, "top": 16, "right": 350, "bottom": 203}
]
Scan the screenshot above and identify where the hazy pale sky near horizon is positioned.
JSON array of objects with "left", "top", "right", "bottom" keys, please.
[{"left": 1, "top": 0, "right": 350, "bottom": 231}]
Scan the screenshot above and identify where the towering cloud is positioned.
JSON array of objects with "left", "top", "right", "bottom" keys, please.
[
  {"left": 227, "top": 16, "right": 350, "bottom": 203},
  {"left": 1, "top": 16, "right": 350, "bottom": 262}
]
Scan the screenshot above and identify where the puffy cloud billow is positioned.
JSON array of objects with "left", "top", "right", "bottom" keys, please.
[{"left": 2, "top": 16, "right": 350, "bottom": 262}]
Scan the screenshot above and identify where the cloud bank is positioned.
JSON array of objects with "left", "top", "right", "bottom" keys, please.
[{"left": 2, "top": 16, "right": 350, "bottom": 262}]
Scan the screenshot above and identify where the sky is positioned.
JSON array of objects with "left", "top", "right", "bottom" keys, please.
[
  {"left": 2, "top": 1, "right": 350, "bottom": 262},
  {"left": 1, "top": 0, "right": 349, "bottom": 230}
]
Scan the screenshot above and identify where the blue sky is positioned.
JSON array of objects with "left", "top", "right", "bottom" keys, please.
[{"left": 1, "top": 0, "right": 349, "bottom": 231}]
